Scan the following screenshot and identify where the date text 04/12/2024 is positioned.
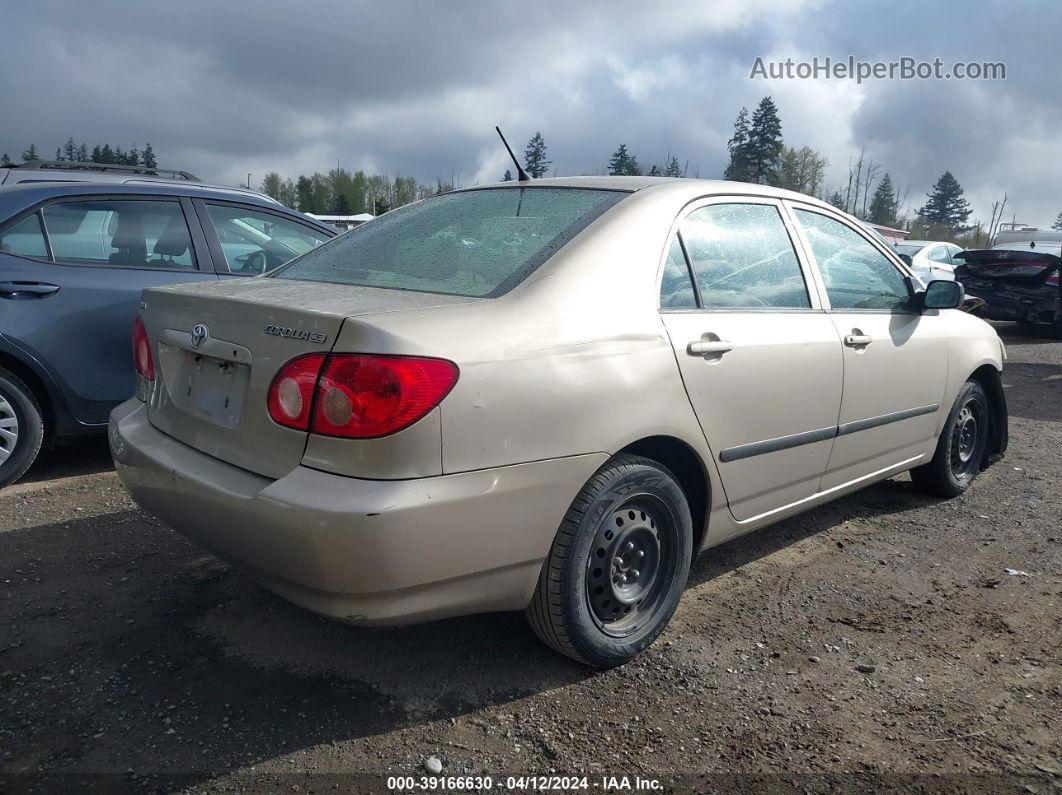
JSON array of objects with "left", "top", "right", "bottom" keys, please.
[{"left": 386, "top": 775, "right": 663, "bottom": 791}]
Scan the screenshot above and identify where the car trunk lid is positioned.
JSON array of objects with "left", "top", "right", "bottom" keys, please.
[{"left": 139, "top": 278, "right": 476, "bottom": 479}]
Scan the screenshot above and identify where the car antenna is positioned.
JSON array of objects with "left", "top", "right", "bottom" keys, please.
[{"left": 496, "top": 126, "right": 531, "bottom": 182}]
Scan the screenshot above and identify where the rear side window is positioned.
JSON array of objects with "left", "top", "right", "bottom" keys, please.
[
  {"left": 41, "top": 199, "right": 196, "bottom": 269},
  {"left": 273, "top": 188, "right": 626, "bottom": 297},
  {"left": 0, "top": 213, "right": 48, "bottom": 259},
  {"left": 680, "top": 203, "right": 810, "bottom": 309},
  {"left": 660, "top": 238, "right": 697, "bottom": 309}
]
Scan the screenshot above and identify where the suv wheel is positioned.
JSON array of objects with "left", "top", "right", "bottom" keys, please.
[
  {"left": 526, "top": 454, "right": 693, "bottom": 667},
  {"left": 911, "top": 380, "right": 989, "bottom": 498},
  {"left": 0, "top": 368, "right": 45, "bottom": 489}
]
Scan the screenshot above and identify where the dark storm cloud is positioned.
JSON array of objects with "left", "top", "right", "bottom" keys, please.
[{"left": 2, "top": 0, "right": 1059, "bottom": 225}]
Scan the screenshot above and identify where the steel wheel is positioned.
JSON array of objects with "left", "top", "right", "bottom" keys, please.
[
  {"left": 949, "top": 399, "right": 981, "bottom": 480},
  {"left": 585, "top": 496, "right": 679, "bottom": 638},
  {"left": 0, "top": 391, "right": 19, "bottom": 465}
]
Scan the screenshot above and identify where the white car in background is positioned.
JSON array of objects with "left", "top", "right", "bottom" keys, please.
[{"left": 892, "top": 240, "right": 962, "bottom": 283}]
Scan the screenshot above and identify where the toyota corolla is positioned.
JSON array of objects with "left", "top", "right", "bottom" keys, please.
[{"left": 110, "top": 177, "right": 1008, "bottom": 667}]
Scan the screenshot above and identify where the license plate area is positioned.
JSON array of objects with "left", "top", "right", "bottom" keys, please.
[{"left": 161, "top": 344, "right": 250, "bottom": 429}]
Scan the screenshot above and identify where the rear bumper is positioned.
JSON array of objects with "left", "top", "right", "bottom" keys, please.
[{"left": 109, "top": 399, "right": 605, "bottom": 625}]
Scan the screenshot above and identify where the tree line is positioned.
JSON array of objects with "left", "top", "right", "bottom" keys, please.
[
  {"left": 720, "top": 96, "right": 992, "bottom": 246},
  {"left": 9, "top": 125, "right": 1043, "bottom": 244},
  {"left": 2, "top": 138, "right": 158, "bottom": 169}
]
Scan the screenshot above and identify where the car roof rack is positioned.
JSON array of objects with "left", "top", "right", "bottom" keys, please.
[{"left": 15, "top": 160, "right": 200, "bottom": 182}]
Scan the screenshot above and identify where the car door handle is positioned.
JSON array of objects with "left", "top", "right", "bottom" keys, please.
[
  {"left": 844, "top": 334, "right": 873, "bottom": 347},
  {"left": 687, "top": 340, "right": 734, "bottom": 356},
  {"left": 0, "top": 281, "right": 60, "bottom": 299}
]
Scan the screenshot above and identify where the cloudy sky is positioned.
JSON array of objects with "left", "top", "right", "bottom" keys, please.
[{"left": 4, "top": 0, "right": 1060, "bottom": 226}]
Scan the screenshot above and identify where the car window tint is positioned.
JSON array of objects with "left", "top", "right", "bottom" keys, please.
[
  {"left": 205, "top": 204, "right": 330, "bottom": 275},
  {"left": 0, "top": 213, "right": 48, "bottom": 259},
  {"left": 42, "top": 200, "right": 196, "bottom": 269},
  {"left": 273, "top": 188, "right": 626, "bottom": 297},
  {"left": 660, "top": 237, "right": 697, "bottom": 309},
  {"left": 794, "top": 209, "right": 910, "bottom": 311},
  {"left": 680, "top": 203, "right": 809, "bottom": 309}
]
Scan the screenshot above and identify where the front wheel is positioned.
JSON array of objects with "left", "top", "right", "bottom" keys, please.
[
  {"left": 911, "top": 380, "right": 990, "bottom": 498},
  {"left": 0, "top": 368, "right": 45, "bottom": 489},
  {"left": 526, "top": 454, "right": 693, "bottom": 667}
]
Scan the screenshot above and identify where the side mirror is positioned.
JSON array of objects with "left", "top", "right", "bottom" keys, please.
[
  {"left": 897, "top": 253, "right": 914, "bottom": 267},
  {"left": 920, "top": 279, "right": 964, "bottom": 310}
]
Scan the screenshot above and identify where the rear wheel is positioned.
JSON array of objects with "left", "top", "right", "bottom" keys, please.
[
  {"left": 911, "top": 380, "right": 989, "bottom": 498},
  {"left": 0, "top": 368, "right": 45, "bottom": 489},
  {"left": 526, "top": 454, "right": 692, "bottom": 667}
]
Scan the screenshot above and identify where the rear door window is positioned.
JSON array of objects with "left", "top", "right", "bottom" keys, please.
[
  {"left": 0, "top": 213, "right": 48, "bottom": 259},
  {"left": 660, "top": 238, "right": 698, "bottom": 309},
  {"left": 679, "top": 203, "right": 810, "bottom": 309},
  {"left": 41, "top": 199, "right": 196, "bottom": 269},
  {"left": 273, "top": 187, "right": 626, "bottom": 297}
]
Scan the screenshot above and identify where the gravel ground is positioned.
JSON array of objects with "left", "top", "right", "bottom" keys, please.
[{"left": 1, "top": 322, "right": 1059, "bottom": 794}]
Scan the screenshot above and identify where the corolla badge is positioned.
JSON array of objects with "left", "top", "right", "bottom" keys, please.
[
  {"left": 190, "top": 324, "right": 209, "bottom": 350},
  {"left": 264, "top": 324, "right": 328, "bottom": 344}
]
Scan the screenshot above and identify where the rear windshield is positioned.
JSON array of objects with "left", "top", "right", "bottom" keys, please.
[{"left": 271, "top": 187, "right": 626, "bottom": 297}]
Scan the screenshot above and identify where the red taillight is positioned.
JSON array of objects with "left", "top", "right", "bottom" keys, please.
[
  {"left": 132, "top": 314, "right": 154, "bottom": 381},
  {"left": 313, "top": 355, "right": 458, "bottom": 438},
  {"left": 267, "top": 353, "right": 326, "bottom": 430},
  {"left": 266, "top": 354, "right": 458, "bottom": 438}
]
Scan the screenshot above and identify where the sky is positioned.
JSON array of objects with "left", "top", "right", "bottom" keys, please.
[{"left": 3, "top": 0, "right": 1060, "bottom": 227}]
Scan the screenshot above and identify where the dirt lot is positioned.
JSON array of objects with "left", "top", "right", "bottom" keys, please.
[{"left": 1, "top": 323, "right": 1059, "bottom": 794}]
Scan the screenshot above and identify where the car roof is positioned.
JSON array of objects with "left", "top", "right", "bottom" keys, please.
[
  {"left": 0, "top": 171, "right": 276, "bottom": 201},
  {"left": 0, "top": 179, "right": 297, "bottom": 217},
  {"left": 458, "top": 175, "right": 841, "bottom": 211}
]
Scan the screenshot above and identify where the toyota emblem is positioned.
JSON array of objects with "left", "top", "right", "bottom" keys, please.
[{"left": 190, "top": 324, "right": 209, "bottom": 350}]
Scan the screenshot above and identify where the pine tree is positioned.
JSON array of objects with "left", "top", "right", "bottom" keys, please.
[
  {"left": 523, "top": 132, "right": 551, "bottom": 178},
  {"left": 63, "top": 137, "right": 78, "bottom": 161},
  {"left": 663, "top": 154, "right": 683, "bottom": 178},
  {"left": 723, "top": 107, "right": 752, "bottom": 181},
  {"left": 91, "top": 145, "right": 103, "bottom": 162},
  {"left": 1052, "top": 212, "right": 1062, "bottom": 231},
  {"left": 100, "top": 144, "right": 114, "bottom": 164},
  {"left": 608, "top": 144, "right": 631, "bottom": 176},
  {"left": 128, "top": 145, "right": 140, "bottom": 167},
  {"left": 55, "top": 148, "right": 63, "bottom": 161},
  {"left": 141, "top": 142, "right": 157, "bottom": 169},
  {"left": 502, "top": 169, "right": 513, "bottom": 182},
  {"left": 827, "top": 190, "right": 846, "bottom": 210},
  {"left": 77, "top": 143, "right": 88, "bottom": 162},
  {"left": 1, "top": 154, "right": 11, "bottom": 167},
  {"left": 867, "top": 173, "right": 899, "bottom": 227},
  {"left": 21, "top": 144, "right": 38, "bottom": 162},
  {"left": 747, "top": 96, "right": 783, "bottom": 184},
  {"left": 919, "top": 170, "right": 971, "bottom": 232}
]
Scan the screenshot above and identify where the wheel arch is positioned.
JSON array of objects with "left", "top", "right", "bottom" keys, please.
[
  {"left": 618, "top": 435, "right": 710, "bottom": 556},
  {"left": 967, "top": 363, "right": 1008, "bottom": 467},
  {"left": 0, "top": 348, "right": 54, "bottom": 443}
]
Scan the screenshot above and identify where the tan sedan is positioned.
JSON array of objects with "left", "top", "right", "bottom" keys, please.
[{"left": 110, "top": 177, "right": 1008, "bottom": 667}]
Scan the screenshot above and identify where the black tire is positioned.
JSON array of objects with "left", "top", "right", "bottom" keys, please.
[
  {"left": 910, "top": 380, "right": 990, "bottom": 498},
  {"left": 526, "top": 454, "right": 693, "bottom": 667},
  {"left": 0, "top": 367, "right": 45, "bottom": 489}
]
